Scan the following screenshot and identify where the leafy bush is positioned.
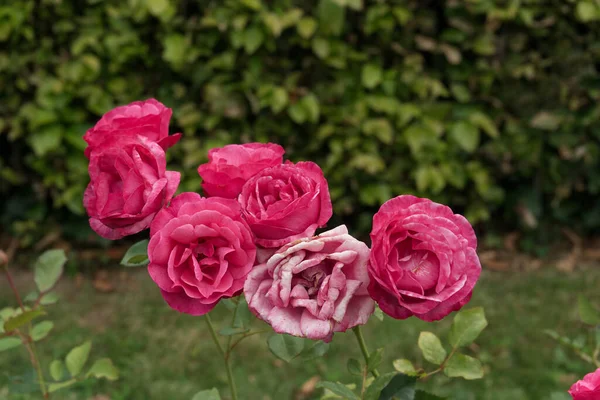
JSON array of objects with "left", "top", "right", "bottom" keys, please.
[{"left": 2, "top": 0, "right": 600, "bottom": 243}]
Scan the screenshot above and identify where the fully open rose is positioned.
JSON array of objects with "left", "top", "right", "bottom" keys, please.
[
  {"left": 197, "top": 143, "right": 285, "bottom": 198},
  {"left": 367, "top": 195, "right": 481, "bottom": 322},
  {"left": 244, "top": 225, "right": 374, "bottom": 342},
  {"left": 239, "top": 161, "right": 333, "bottom": 248},
  {"left": 83, "top": 135, "right": 180, "bottom": 240},
  {"left": 569, "top": 368, "right": 600, "bottom": 400},
  {"left": 84, "top": 98, "right": 181, "bottom": 158},
  {"left": 148, "top": 193, "right": 256, "bottom": 316}
]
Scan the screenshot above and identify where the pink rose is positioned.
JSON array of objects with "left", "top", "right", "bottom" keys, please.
[
  {"left": 148, "top": 193, "right": 256, "bottom": 316},
  {"left": 569, "top": 369, "right": 600, "bottom": 400},
  {"left": 367, "top": 195, "right": 481, "bottom": 322},
  {"left": 83, "top": 135, "right": 180, "bottom": 240},
  {"left": 84, "top": 98, "right": 181, "bottom": 158},
  {"left": 239, "top": 161, "right": 333, "bottom": 248},
  {"left": 197, "top": 143, "right": 285, "bottom": 198},
  {"left": 244, "top": 225, "right": 374, "bottom": 342}
]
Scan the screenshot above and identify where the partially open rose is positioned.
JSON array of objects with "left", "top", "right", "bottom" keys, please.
[
  {"left": 84, "top": 98, "right": 180, "bottom": 158},
  {"left": 148, "top": 193, "right": 256, "bottom": 316},
  {"left": 197, "top": 143, "right": 285, "bottom": 198},
  {"left": 239, "top": 161, "right": 332, "bottom": 248},
  {"left": 244, "top": 225, "right": 374, "bottom": 342},
  {"left": 367, "top": 195, "right": 481, "bottom": 322},
  {"left": 569, "top": 368, "right": 600, "bottom": 400},
  {"left": 84, "top": 135, "right": 180, "bottom": 240}
]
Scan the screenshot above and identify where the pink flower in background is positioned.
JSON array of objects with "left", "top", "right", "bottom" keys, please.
[
  {"left": 569, "top": 368, "right": 600, "bottom": 400},
  {"left": 239, "top": 161, "right": 333, "bottom": 248},
  {"left": 148, "top": 193, "right": 256, "bottom": 316},
  {"left": 84, "top": 98, "right": 181, "bottom": 158},
  {"left": 198, "top": 143, "right": 285, "bottom": 198},
  {"left": 244, "top": 225, "right": 374, "bottom": 342},
  {"left": 367, "top": 195, "right": 481, "bottom": 322},
  {"left": 84, "top": 135, "right": 180, "bottom": 240}
]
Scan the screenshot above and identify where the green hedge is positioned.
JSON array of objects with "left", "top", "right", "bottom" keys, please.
[{"left": 2, "top": 0, "right": 600, "bottom": 246}]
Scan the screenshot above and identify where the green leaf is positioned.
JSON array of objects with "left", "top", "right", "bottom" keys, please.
[
  {"left": 449, "top": 121, "right": 480, "bottom": 153},
  {"left": 233, "top": 298, "right": 252, "bottom": 329},
  {"left": 362, "top": 118, "right": 393, "bottom": 144},
  {"left": 240, "top": 0, "right": 262, "bottom": 11},
  {"left": 192, "top": 388, "right": 222, "bottom": 400},
  {"left": 86, "top": 358, "right": 119, "bottom": 381},
  {"left": 40, "top": 292, "right": 59, "bottom": 305},
  {"left": 418, "top": 332, "right": 447, "bottom": 365},
  {"left": 0, "top": 337, "right": 21, "bottom": 352},
  {"left": 312, "top": 38, "right": 331, "bottom": 59},
  {"left": 48, "top": 379, "right": 77, "bottom": 393},
  {"left": 297, "top": 17, "right": 317, "bottom": 39},
  {"left": 23, "top": 291, "right": 38, "bottom": 303},
  {"left": 288, "top": 102, "right": 306, "bottom": 124},
  {"left": 393, "top": 359, "right": 417, "bottom": 375},
  {"left": 65, "top": 341, "right": 92, "bottom": 377},
  {"left": 244, "top": 26, "right": 265, "bottom": 54},
  {"left": 374, "top": 307, "right": 384, "bottom": 322},
  {"left": 316, "top": 381, "right": 359, "bottom": 399},
  {"left": 530, "top": 111, "right": 562, "bottom": 130},
  {"left": 362, "top": 64, "right": 383, "bottom": 89},
  {"left": 267, "top": 334, "right": 305, "bottom": 362},
  {"left": 347, "top": 358, "right": 362, "bottom": 376},
  {"left": 576, "top": 1, "right": 599, "bottom": 22},
  {"left": 147, "top": 0, "right": 169, "bottom": 16},
  {"left": 578, "top": 296, "right": 600, "bottom": 325},
  {"left": 317, "top": 0, "right": 345, "bottom": 36},
  {"left": 270, "top": 87, "right": 289, "bottom": 113},
  {"left": 299, "top": 340, "right": 330, "bottom": 361},
  {"left": 162, "top": 34, "right": 188, "bottom": 67},
  {"left": 443, "top": 353, "right": 484, "bottom": 380},
  {"left": 218, "top": 327, "right": 250, "bottom": 336},
  {"left": 31, "top": 321, "right": 54, "bottom": 341},
  {"left": 469, "top": 112, "right": 499, "bottom": 138},
  {"left": 378, "top": 373, "right": 418, "bottom": 400},
  {"left": 449, "top": 307, "right": 488, "bottom": 348},
  {"left": 29, "top": 126, "right": 62, "bottom": 156},
  {"left": 121, "top": 240, "right": 149, "bottom": 267},
  {"left": 415, "top": 391, "right": 446, "bottom": 400},
  {"left": 4, "top": 309, "right": 46, "bottom": 332},
  {"left": 49, "top": 360, "right": 65, "bottom": 381},
  {"left": 367, "top": 348, "right": 383, "bottom": 372},
  {"left": 34, "top": 249, "right": 67, "bottom": 292},
  {"left": 363, "top": 372, "right": 414, "bottom": 400}
]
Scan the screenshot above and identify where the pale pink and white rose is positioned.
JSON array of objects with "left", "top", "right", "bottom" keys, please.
[{"left": 244, "top": 225, "right": 374, "bottom": 342}]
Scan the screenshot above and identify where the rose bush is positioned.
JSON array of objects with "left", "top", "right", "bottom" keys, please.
[
  {"left": 239, "top": 161, "right": 333, "bottom": 248},
  {"left": 148, "top": 193, "right": 256, "bottom": 316},
  {"left": 83, "top": 98, "right": 181, "bottom": 158},
  {"left": 197, "top": 143, "right": 285, "bottom": 198},
  {"left": 367, "top": 195, "right": 481, "bottom": 322},
  {"left": 244, "top": 225, "right": 374, "bottom": 342},
  {"left": 569, "top": 368, "right": 600, "bottom": 400},
  {"left": 83, "top": 135, "right": 180, "bottom": 239}
]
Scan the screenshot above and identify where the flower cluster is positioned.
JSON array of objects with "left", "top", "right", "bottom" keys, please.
[{"left": 84, "top": 99, "right": 482, "bottom": 341}]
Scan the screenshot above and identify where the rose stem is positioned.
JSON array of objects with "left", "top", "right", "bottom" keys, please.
[
  {"left": 352, "top": 326, "right": 380, "bottom": 378},
  {"left": 2, "top": 250, "right": 49, "bottom": 398},
  {"left": 204, "top": 314, "right": 238, "bottom": 400}
]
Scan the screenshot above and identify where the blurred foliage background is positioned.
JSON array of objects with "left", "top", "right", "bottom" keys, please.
[{"left": 2, "top": 0, "right": 600, "bottom": 250}]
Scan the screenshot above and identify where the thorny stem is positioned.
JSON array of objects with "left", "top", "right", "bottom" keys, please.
[
  {"left": 3, "top": 250, "right": 49, "bottom": 398},
  {"left": 352, "top": 326, "right": 380, "bottom": 378},
  {"left": 204, "top": 314, "right": 238, "bottom": 400},
  {"left": 229, "top": 330, "right": 270, "bottom": 353}
]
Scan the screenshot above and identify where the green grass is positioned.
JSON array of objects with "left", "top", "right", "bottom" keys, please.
[{"left": 1, "top": 265, "right": 598, "bottom": 400}]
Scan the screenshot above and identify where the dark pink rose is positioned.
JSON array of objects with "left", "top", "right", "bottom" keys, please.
[
  {"left": 569, "top": 369, "right": 600, "bottom": 400},
  {"left": 244, "top": 225, "right": 374, "bottom": 342},
  {"left": 197, "top": 143, "right": 285, "bottom": 198},
  {"left": 83, "top": 135, "right": 180, "bottom": 240},
  {"left": 84, "top": 98, "right": 181, "bottom": 158},
  {"left": 148, "top": 193, "right": 256, "bottom": 316},
  {"left": 367, "top": 195, "right": 481, "bottom": 322},
  {"left": 239, "top": 161, "right": 333, "bottom": 248}
]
